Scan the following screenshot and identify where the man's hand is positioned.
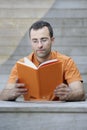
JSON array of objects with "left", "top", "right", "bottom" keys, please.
[
  {"left": 0, "top": 79, "right": 28, "bottom": 101},
  {"left": 54, "top": 83, "right": 71, "bottom": 101},
  {"left": 54, "top": 81, "right": 85, "bottom": 101}
]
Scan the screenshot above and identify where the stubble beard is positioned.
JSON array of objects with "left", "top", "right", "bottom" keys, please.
[{"left": 36, "top": 49, "right": 51, "bottom": 59}]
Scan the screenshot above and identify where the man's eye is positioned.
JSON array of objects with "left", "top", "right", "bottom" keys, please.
[
  {"left": 33, "top": 40, "right": 37, "bottom": 43},
  {"left": 43, "top": 39, "right": 46, "bottom": 42},
  {"left": 42, "top": 39, "right": 47, "bottom": 42}
]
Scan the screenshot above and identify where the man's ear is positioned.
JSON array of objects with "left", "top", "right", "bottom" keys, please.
[{"left": 51, "top": 37, "right": 55, "bottom": 44}]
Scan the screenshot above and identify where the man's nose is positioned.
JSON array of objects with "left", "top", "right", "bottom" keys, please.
[{"left": 38, "top": 41, "right": 43, "bottom": 48}]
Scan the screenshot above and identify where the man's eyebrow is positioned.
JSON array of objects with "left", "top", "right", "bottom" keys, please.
[
  {"left": 32, "top": 38, "right": 37, "bottom": 41},
  {"left": 32, "top": 37, "right": 48, "bottom": 40},
  {"left": 41, "top": 37, "right": 48, "bottom": 39}
]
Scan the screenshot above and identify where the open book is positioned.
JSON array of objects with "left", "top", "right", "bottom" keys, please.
[{"left": 17, "top": 57, "right": 63, "bottom": 100}]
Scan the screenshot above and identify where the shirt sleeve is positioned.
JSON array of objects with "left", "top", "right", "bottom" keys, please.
[
  {"left": 7, "top": 64, "right": 18, "bottom": 83},
  {"left": 7, "top": 58, "right": 25, "bottom": 83},
  {"left": 64, "top": 58, "right": 82, "bottom": 84}
]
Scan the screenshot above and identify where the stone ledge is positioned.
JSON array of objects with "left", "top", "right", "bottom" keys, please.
[
  {"left": 0, "top": 100, "right": 87, "bottom": 113},
  {"left": 0, "top": 101, "right": 87, "bottom": 130}
]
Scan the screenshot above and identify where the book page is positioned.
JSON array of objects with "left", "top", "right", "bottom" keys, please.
[
  {"left": 24, "top": 57, "right": 37, "bottom": 69},
  {"left": 24, "top": 57, "right": 58, "bottom": 68},
  {"left": 38, "top": 59, "right": 58, "bottom": 68}
]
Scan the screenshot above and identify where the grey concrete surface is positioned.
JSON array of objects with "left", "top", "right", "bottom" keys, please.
[{"left": 0, "top": 101, "right": 87, "bottom": 130}]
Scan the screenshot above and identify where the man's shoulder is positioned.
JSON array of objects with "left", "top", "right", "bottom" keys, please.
[{"left": 52, "top": 51, "right": 71, "bottom": 61}]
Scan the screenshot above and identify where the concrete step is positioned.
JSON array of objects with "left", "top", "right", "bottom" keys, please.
[
  {"left": 0, "top": 0, "right": 87, "bottom": 9},
  {"left": 0, "top": 9, "right": 87, "bottom": 18},
  {"left": 0, "top": 0, "right": 87, "bottom": 92}
]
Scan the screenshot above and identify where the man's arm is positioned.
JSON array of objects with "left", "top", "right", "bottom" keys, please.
[
  {"left": 0, "top": 79, "right": 28, "bottom": 101},
  {"left": 54, "top": 81, "right": 85, "bottom": 101}
]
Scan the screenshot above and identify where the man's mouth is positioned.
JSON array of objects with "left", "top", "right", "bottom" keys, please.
[{"left": 37, "top": 50, "right": 45, "bottom": 53}]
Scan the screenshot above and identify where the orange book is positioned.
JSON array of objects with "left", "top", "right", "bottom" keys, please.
[{"left": 17, "top": 57, "right": 63, "bottom": 100}]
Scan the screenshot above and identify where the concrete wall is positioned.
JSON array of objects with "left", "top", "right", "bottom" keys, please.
[
  {"left": 0, "top": 101, "right": 87, "bottom": 130},
  {"left": 0, "top": 0, "right": 87, "bottom": 92}
]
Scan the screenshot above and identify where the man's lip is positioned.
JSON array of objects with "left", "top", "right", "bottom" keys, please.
[{"left": 37, "top": 50, "right": 45, "bottom": 52}]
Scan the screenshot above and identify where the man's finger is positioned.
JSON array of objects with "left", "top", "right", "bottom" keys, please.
[{"left": 15, "top": 83, "right": 25, "bottom": 88}]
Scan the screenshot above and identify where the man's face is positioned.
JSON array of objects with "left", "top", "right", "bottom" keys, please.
[{"left": 30, "top": 26, "right": 54, "bottom": 59}]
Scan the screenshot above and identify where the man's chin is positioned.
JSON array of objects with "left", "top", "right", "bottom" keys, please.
[
  {"left": 36, "top": 50, "right": 51, "bottom": 58},
  {"left": 37, "top": 53, "right": 46, "bottom": 58}
]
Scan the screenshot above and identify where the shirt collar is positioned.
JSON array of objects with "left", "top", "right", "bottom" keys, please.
[{"left": 29, "top": 51, "right": 58, "bottom": 67}]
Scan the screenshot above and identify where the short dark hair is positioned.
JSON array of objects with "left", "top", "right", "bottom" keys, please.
[{"left": 29, "top": 20, "right": 53, "bottom": 38}]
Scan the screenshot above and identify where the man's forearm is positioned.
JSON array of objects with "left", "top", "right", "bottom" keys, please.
[
  {"left": 0, "top": 91, "right": 8, "bottom": 101},
  {"left": 0, "top": 90, "right": 16, "bottom": 101},
  {"left": 66, "top": 83, "right": 85, "bottom": 101}
]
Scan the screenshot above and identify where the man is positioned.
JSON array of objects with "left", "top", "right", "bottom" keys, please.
[{"left": 0, "top": 20, "right": 85, "bottom": 101}]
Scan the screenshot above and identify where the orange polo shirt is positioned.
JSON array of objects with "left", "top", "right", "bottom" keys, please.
[{"left": 7, "top": 51, "right": 82, "bottom": 101}]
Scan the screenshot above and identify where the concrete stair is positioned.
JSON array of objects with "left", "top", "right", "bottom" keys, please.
[{"left": 0, "top": 0, "right": 87, "bottom": 92}]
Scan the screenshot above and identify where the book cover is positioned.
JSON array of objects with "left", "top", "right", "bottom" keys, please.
[{"left": 17, "top": 57, "right": 63, "bottom": 100}]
